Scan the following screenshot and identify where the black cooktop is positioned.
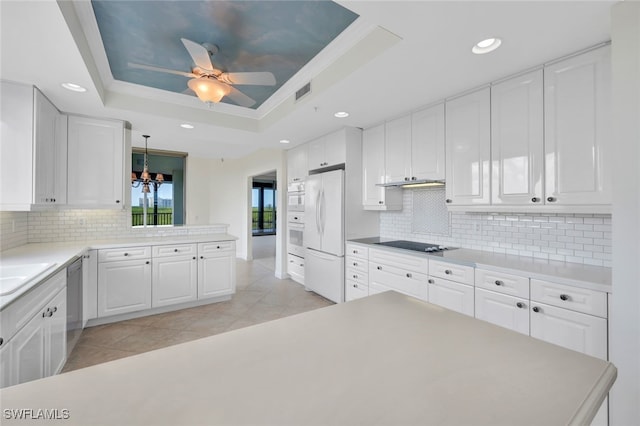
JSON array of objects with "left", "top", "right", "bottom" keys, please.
[{"left": 374, "top": 240, "right": 456, "bottom": 254}]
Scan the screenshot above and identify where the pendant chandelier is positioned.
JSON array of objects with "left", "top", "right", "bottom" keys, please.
[{"left": 131, "top": 135, "right": 164, "bottom": 193}]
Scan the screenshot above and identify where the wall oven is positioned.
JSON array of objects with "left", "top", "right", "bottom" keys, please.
[{"left": 287, "top": 212, "right": 305, "bottom": 258}]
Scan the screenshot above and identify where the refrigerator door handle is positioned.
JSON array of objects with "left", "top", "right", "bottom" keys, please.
[
  {"left": 320, "top": 189, "right": 326, "bottom": 236},
  {"left": 315, "top": 189, "right": 322, "bottom": 236}
]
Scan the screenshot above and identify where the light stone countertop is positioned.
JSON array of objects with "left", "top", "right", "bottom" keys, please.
[
  {"left": 0, "top": 291, "right": 616, "bottom": 426},
  {"left": 349, "top": 237, "right": 612, "bottom": 293},
  {"left": 0, "top": 234, "right": 238, "bottom": 309}
]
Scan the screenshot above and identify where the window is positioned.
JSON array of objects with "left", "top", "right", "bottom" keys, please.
[
  {"left": 252, "top": 180, "right": 276, "bottom": 235},
  {"left": 131, "top": 150, "right": 186, "bottom": 227}
]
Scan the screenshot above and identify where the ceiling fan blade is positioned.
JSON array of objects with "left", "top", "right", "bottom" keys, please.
[
  {"left": 181, "top": 38, "right": 214, "bottom": 71},
  {"left": 128, "top": 62, "right": 195, "bottom": 78},
  {"left": 224, "top": 85, "right": 256, "bottom": 108},
  {"left": 219, "top": 72, "right": 276, "bottom": 86}
]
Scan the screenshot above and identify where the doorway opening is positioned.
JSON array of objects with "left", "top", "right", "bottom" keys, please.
[{"left": 251, "top": 171, "right": 277, "bottom": 271}]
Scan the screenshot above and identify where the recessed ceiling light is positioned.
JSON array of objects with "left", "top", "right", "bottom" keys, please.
[
  {"left": 180, "top": 123, "right": 194, "bottom": 129},
  {"left": 61, "top": 83, "right": 87, "bottom": 92},
  {"left": 279, "top": 139, "right": 290, "bottom": 144},
  {"left": 472, "top": 37, "right": 502, "bottom": 55},
  {"left": 334, "top": 111, "right": 349, "bottom": 118}
]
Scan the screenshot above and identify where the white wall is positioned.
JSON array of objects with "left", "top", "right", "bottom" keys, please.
[
  {"left": 610, "top": 2, "right": 640, "bottom": 425},
  {"left": 206, "top": 148, "right": 287, "bottom": 277},
  {"left": 185, "top": 156, "right": 213, "bottom": 225}
]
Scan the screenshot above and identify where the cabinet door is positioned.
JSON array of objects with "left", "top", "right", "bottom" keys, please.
[
  {"left": 0, "top": 342, "right": 12, "bottom": 388},
  {"left": 287, "top": 144, "right": 308, "bottom": 183},
  {"left": 411, "top": 103, "right": 445, "bottom": 181},
  {"left": 530, "top": 302, "right": 607, "bottom": 360},
  {"left": 0, "top": 81, "right": 34, "bottom": 208},
  {"left": 491, "top": 70, "right": 544, "bottom": 205},
  {"left": 307, "top": 136, "right": 326, "bottom": 170},
  {"left": 323, "top": 129, "right": 346, "bottom": 168},
  {"left": 198, "top": 255, "right": 235, "bottom": 299},
  {"left": 152, "top": 255, "right": 198, "bottom": 307},
  {"left": 362, "top": 124, "right": 402, "bottom": 210},
  {"left": 384, "top": 115, "right": 412, "bottom": 183},
  {"left": 45, "top": 287, "right": 67, "bottom": 376},
  {"left": 362, "top": 124, "right": 386, "bottom": 207},
  {"left": 10, "top": 311, "right": 46, "bottom": 385},
  {"left": 98, "top": 260, "right": 152, "bottom": 317},
  {"left": 33, "top": 89, "right": 58, "bottom": 205},
  {"left": 544, "top": 46, "right": 612, "bottom": 205},
  {"left": 445, "top": 88, "right": 491, "bottom": 205},
  {"left": 83, "top": 250, "right": 98, "bottom": 323},
  {"left": 475, "top": 288, "right": 529, "bottom": 335},
  {"left": 427, "top": 277, "right": 474, "bottom": 316},
  {"left": 67, "top": 115, "right": 124, "bottom": 207}
]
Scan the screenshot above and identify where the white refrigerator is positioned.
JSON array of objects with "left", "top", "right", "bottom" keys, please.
[{"left": 304, "top": 169, "right": 344, "bottom": 303}]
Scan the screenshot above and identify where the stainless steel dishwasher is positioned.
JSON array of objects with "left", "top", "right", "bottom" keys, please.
[{"left": 66, "top": 257, "right": 83, "bottom": 356}]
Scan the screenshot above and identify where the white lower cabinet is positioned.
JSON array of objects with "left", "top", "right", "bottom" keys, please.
[
  {"left": 98, "top": 251, "right": 152, "bottom": 317},
  {"left": 197, "top": 242, "right": 236, "bottom": 300},
  {"left": 475, "top": 288, "right": 529, "bottom": 335},
  {"left": 427, "top": 276, "right": 474, "bottom": 317},
  {"left": 96, "top": 241, "right": 236, "bottom": 319},
  {"left": 152, "top": 244, "right": 198, "bottom": 307},
  {"left": 0, "top": 343, "right": 11, "bottom": 388},
  {"left": 6, "top": 284, "right": 67, "bottom": 388}
]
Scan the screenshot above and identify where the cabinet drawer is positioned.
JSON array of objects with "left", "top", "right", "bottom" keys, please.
[
  {"left": 287, "top": 254, "right": 305, "bottom": 277},
  {"left": 99, "top": 246, "right": 151, "bottom": 262},
  {"left": 0, "top": 270, "right": 66, "bottom": 347},
  {"left": 346, "top": 256, "right": 368, "bottom": 273},
  {"left": 345, "top": 280, "right": 368, "bottom": 301},
  {"left": 530, "top": 279, "right": 607, "bottom": 318},
  {"left": 198, "top": 241, "right": 235, "bottom": 255},
  {"left": 346, "top": 269, "right": 368, "bottom": 287},
  {"left": 475, "top": 288, "right": 529, "bottom": 335},
  {"left": 475, "top": 269, "right": 529, "bottom": 299},
  {"left": 346, "top": 244, "right": 368, "bottom": 260},
  {"left": 370, "top": 249, "right": 428, "bottom": 274},
  {"left": 152, "top": 244, "right": 197, "bottom": 258},
  {"left": 370, "top": 264, "right": 427, "bottom": 301},
  {"left": 530, "top": 302, "right": 607, "bottom": 360},
  {"left": 427, "top": 276, "right": 474, "bottom": 317},
  {"left": 428, "top": 260, "right": 474, "bottom": 285}
]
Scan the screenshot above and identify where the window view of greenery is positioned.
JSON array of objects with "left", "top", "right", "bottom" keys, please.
[
  {"left": 131, "top": 151, "right": 186, "bottom": 227},
  {"left": 252, "top": 181, "right": 276, "bottom": 235}
]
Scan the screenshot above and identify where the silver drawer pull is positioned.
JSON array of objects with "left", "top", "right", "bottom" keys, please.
[
  {"left": 516, "top": 302, "right": 525, "bottom": 309},
  {"left": 560, "top": 294, "right": 570, "bottom": 301},
  {"left": 406, "top": 273, "right": 412, "bottom": 278},
  {"left": 353, "top": 275, "right": 358, "bottom": 279},
  {"left": 377, "top": 266, "right": 382, "bottom": 270},
  {"left": 353, "top": 262, "right": 358, "bottom": 267},
  {"left": 495, "top": 280, "right": 503, "bottom": 286},
  {"left": 444, "top": 269, "right": 452, "bottom": 275},
  {"left": 428, "top": 279, "right": 435, "bottom": 284}
]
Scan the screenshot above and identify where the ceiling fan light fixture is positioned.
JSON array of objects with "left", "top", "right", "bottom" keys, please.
[
  {"left": 472, "top": 37, "right": 502, "bottom": 54},
  {"left": 188, "top": 77, "right": 230, "bottom": 103}
]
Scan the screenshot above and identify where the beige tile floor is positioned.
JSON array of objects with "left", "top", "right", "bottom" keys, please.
[{"left": 62, "top": 259, "right": 332, "bottom": 372}]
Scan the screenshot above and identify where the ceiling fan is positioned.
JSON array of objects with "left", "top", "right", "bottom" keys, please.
[{"left": 128, "top": 38, "right": 276, "bottom": 107}]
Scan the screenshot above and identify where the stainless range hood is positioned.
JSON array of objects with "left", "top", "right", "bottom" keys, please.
[{"left": 376, "top": 179, "right": 445, "bottom": 189}]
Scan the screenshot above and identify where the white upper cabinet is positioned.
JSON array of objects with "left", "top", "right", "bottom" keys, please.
[
  {"left": 411, "top": 103, "right": 445, "bottom": 181},
  {"left": 445, "top": 87, "right": 491, "bottom": 205},
  {"left": 0, "top": 82, "right": 66, "bottom": 210},
  {"left": 287, "top": 144, "right": 308, "bottom": 183},
  {"left": 362, "top": 123, "right": 402, "bottom": 210},
  {"left": 67, "top": 115, "right": 128, "bottom": 208},
  {"left": 384, "top": 115, "right": 412, "bottom": 183},
  {"left": 307, "top": 131, "right": 346, "bottom": 171},
  {"left": 544, "top": 45, "right": 612, "bottom": 206},
  {"left": 491, "top": 69, "right": 544, "bottom": 205}
]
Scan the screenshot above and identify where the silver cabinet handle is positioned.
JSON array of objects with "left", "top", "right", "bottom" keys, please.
[
  {"left": 406, "top": 273, "right": 412, "bottom": 278},
  {"left": 428, "top": 279, "right": 435, "bottom": 284},
  {"left": 495, "top": 280, "right": 503, "bottom": 286},
  {"left": 547, "top": 197, "right": 557, "bottom": 202},
  {"left": 516, "top": 302, "right": 525, "bottom": 309},
  {"left": 376, "top": 266, "right": 382, "bottom": 270},
  {"left": 444, "top": 269, "right": 452, "bottom": 275},
  {"left": 560, "top": 294, "right": 570, "bottom": 301}
]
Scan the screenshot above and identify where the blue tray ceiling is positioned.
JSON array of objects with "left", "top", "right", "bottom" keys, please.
[{"left": 91, "top": 0, "right": 359, "bottom": 108}]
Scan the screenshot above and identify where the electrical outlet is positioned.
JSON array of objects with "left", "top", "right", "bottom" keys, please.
[
  {"left": 474, "top": 222, "right": 481, "bottom": 233},
  {"left": 78, "top": 218, "right": 86, "bottom": 226}
]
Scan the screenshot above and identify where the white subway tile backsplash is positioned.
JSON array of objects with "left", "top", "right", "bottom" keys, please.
[{"left": 379, "top": 188, "right": 612, "bottom": 267}]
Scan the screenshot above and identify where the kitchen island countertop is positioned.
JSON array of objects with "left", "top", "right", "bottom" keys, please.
[{"left": 0, "top": 291, "right": 615, "bottom": 425}]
